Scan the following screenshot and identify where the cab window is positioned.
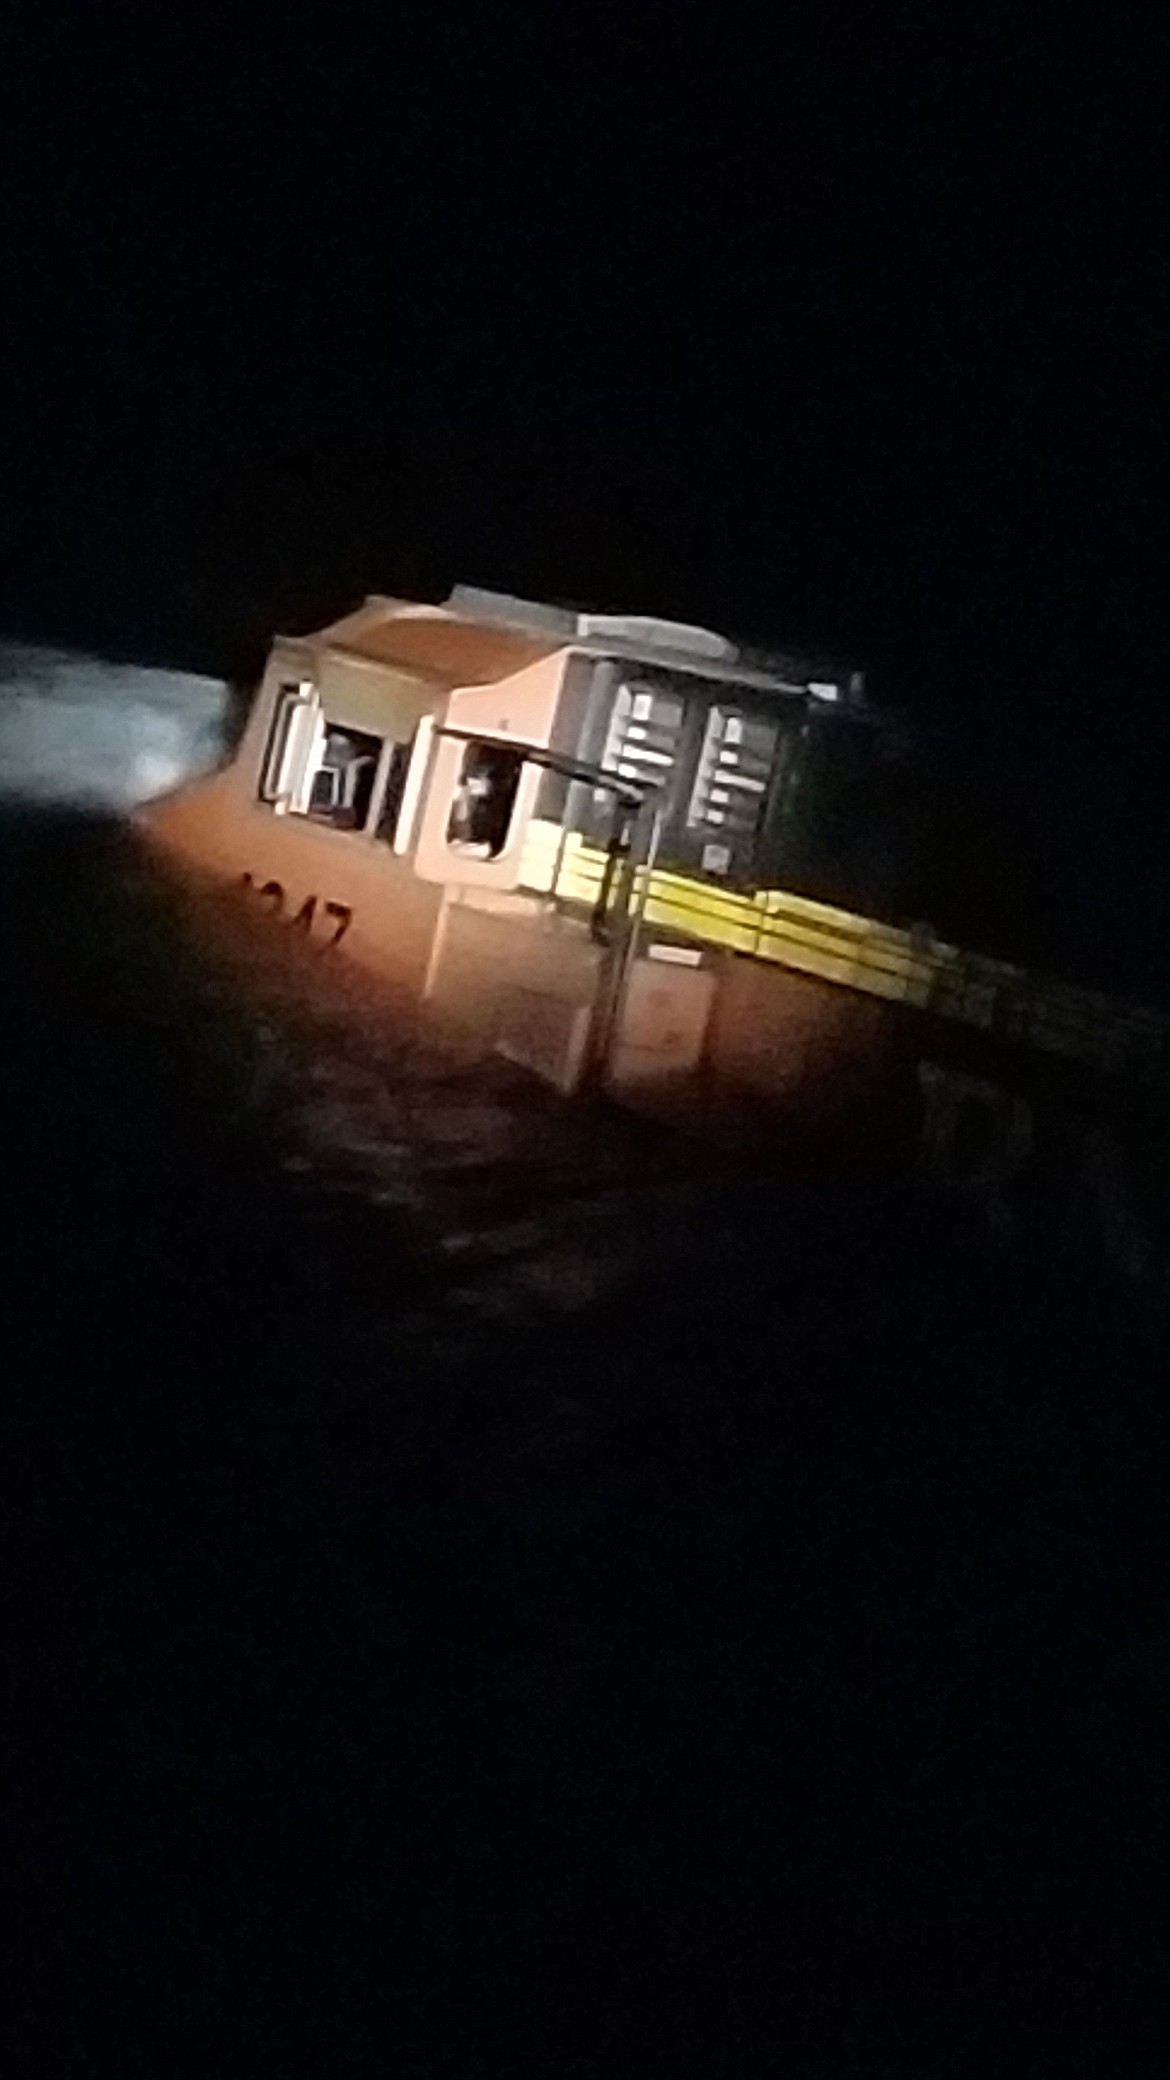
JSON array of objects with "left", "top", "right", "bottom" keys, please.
[
  {"left": 307, "top": 725, "right": 382, "bottom": 830},
  {"left": 446, "top": 743, "right": 523, "bottom": 859}
]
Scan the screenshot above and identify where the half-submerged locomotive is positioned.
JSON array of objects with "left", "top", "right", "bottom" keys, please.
[{"left": 138, "top": 584, "right": 1170, "bottom": 1112}]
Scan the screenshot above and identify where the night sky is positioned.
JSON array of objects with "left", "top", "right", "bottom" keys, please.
[{"left": 3, "top": 9, "right": 1164, "bottom": 815}]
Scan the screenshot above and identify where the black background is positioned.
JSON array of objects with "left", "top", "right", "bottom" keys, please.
[{"left": 4, "top": 13, "right": 1170, "bottom": 2069}]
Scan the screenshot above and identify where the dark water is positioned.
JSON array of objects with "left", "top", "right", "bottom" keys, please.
[{"left": 4, "top": 811, "right": 1168, "bottom": 2074}]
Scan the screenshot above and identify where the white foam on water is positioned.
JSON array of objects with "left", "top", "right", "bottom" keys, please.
[{"left": 0, "top": 642, "right": 231, "bottom": 808}]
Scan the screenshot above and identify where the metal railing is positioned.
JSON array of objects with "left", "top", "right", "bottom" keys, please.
[{"left": 518, "top": 818, "right": 1170, "bottom": 1090}]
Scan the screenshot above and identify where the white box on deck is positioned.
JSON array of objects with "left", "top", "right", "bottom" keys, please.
[{"left": 608, "top": 958, "right": 717, "bottom": 1086}]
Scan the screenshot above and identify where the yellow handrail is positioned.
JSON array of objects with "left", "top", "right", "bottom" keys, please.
[{"left": 517, "top": 818, "right": 1170, "bottom": 1083}]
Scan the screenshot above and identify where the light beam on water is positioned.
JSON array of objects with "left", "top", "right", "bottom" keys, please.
[{"left": 0, "top": 643, "right": 231, "bottom": 809}]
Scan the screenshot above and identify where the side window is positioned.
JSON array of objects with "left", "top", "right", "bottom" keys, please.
[
  {"left": 259, "top": 682, "right": 383, "bottom": 833},
  {"left": 307, "top": 725, "right": 382, "bottom": 830},
  {"left": 445, "top": 743, "right": 523, "bottom": 860},
  {"left": 260, "top": 681, "right": 316, "bottom": 802},
  {"left": 374, "top": 740, "right": 414, "bottom": 845}
]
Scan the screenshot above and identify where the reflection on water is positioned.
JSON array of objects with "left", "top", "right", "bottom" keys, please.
[{"left": 0, "top": 642, "right": 229, "bottom": 807}]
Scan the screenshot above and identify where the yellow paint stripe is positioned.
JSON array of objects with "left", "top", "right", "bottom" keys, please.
[
  {"left": 517, "top": 818, "right": 1170, "bottom": 1072},
  {"left": 519, "top": 819, "right": 947, "bottom": 999}
]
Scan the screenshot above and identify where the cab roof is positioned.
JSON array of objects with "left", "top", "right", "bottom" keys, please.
[{"left": 307, "top": 586, "right": 862, "bottom": 703}]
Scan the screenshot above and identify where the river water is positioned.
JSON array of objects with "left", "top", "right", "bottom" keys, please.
[{"left": 3, "top": 656, "right": 1168, "bottom": 2072}]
